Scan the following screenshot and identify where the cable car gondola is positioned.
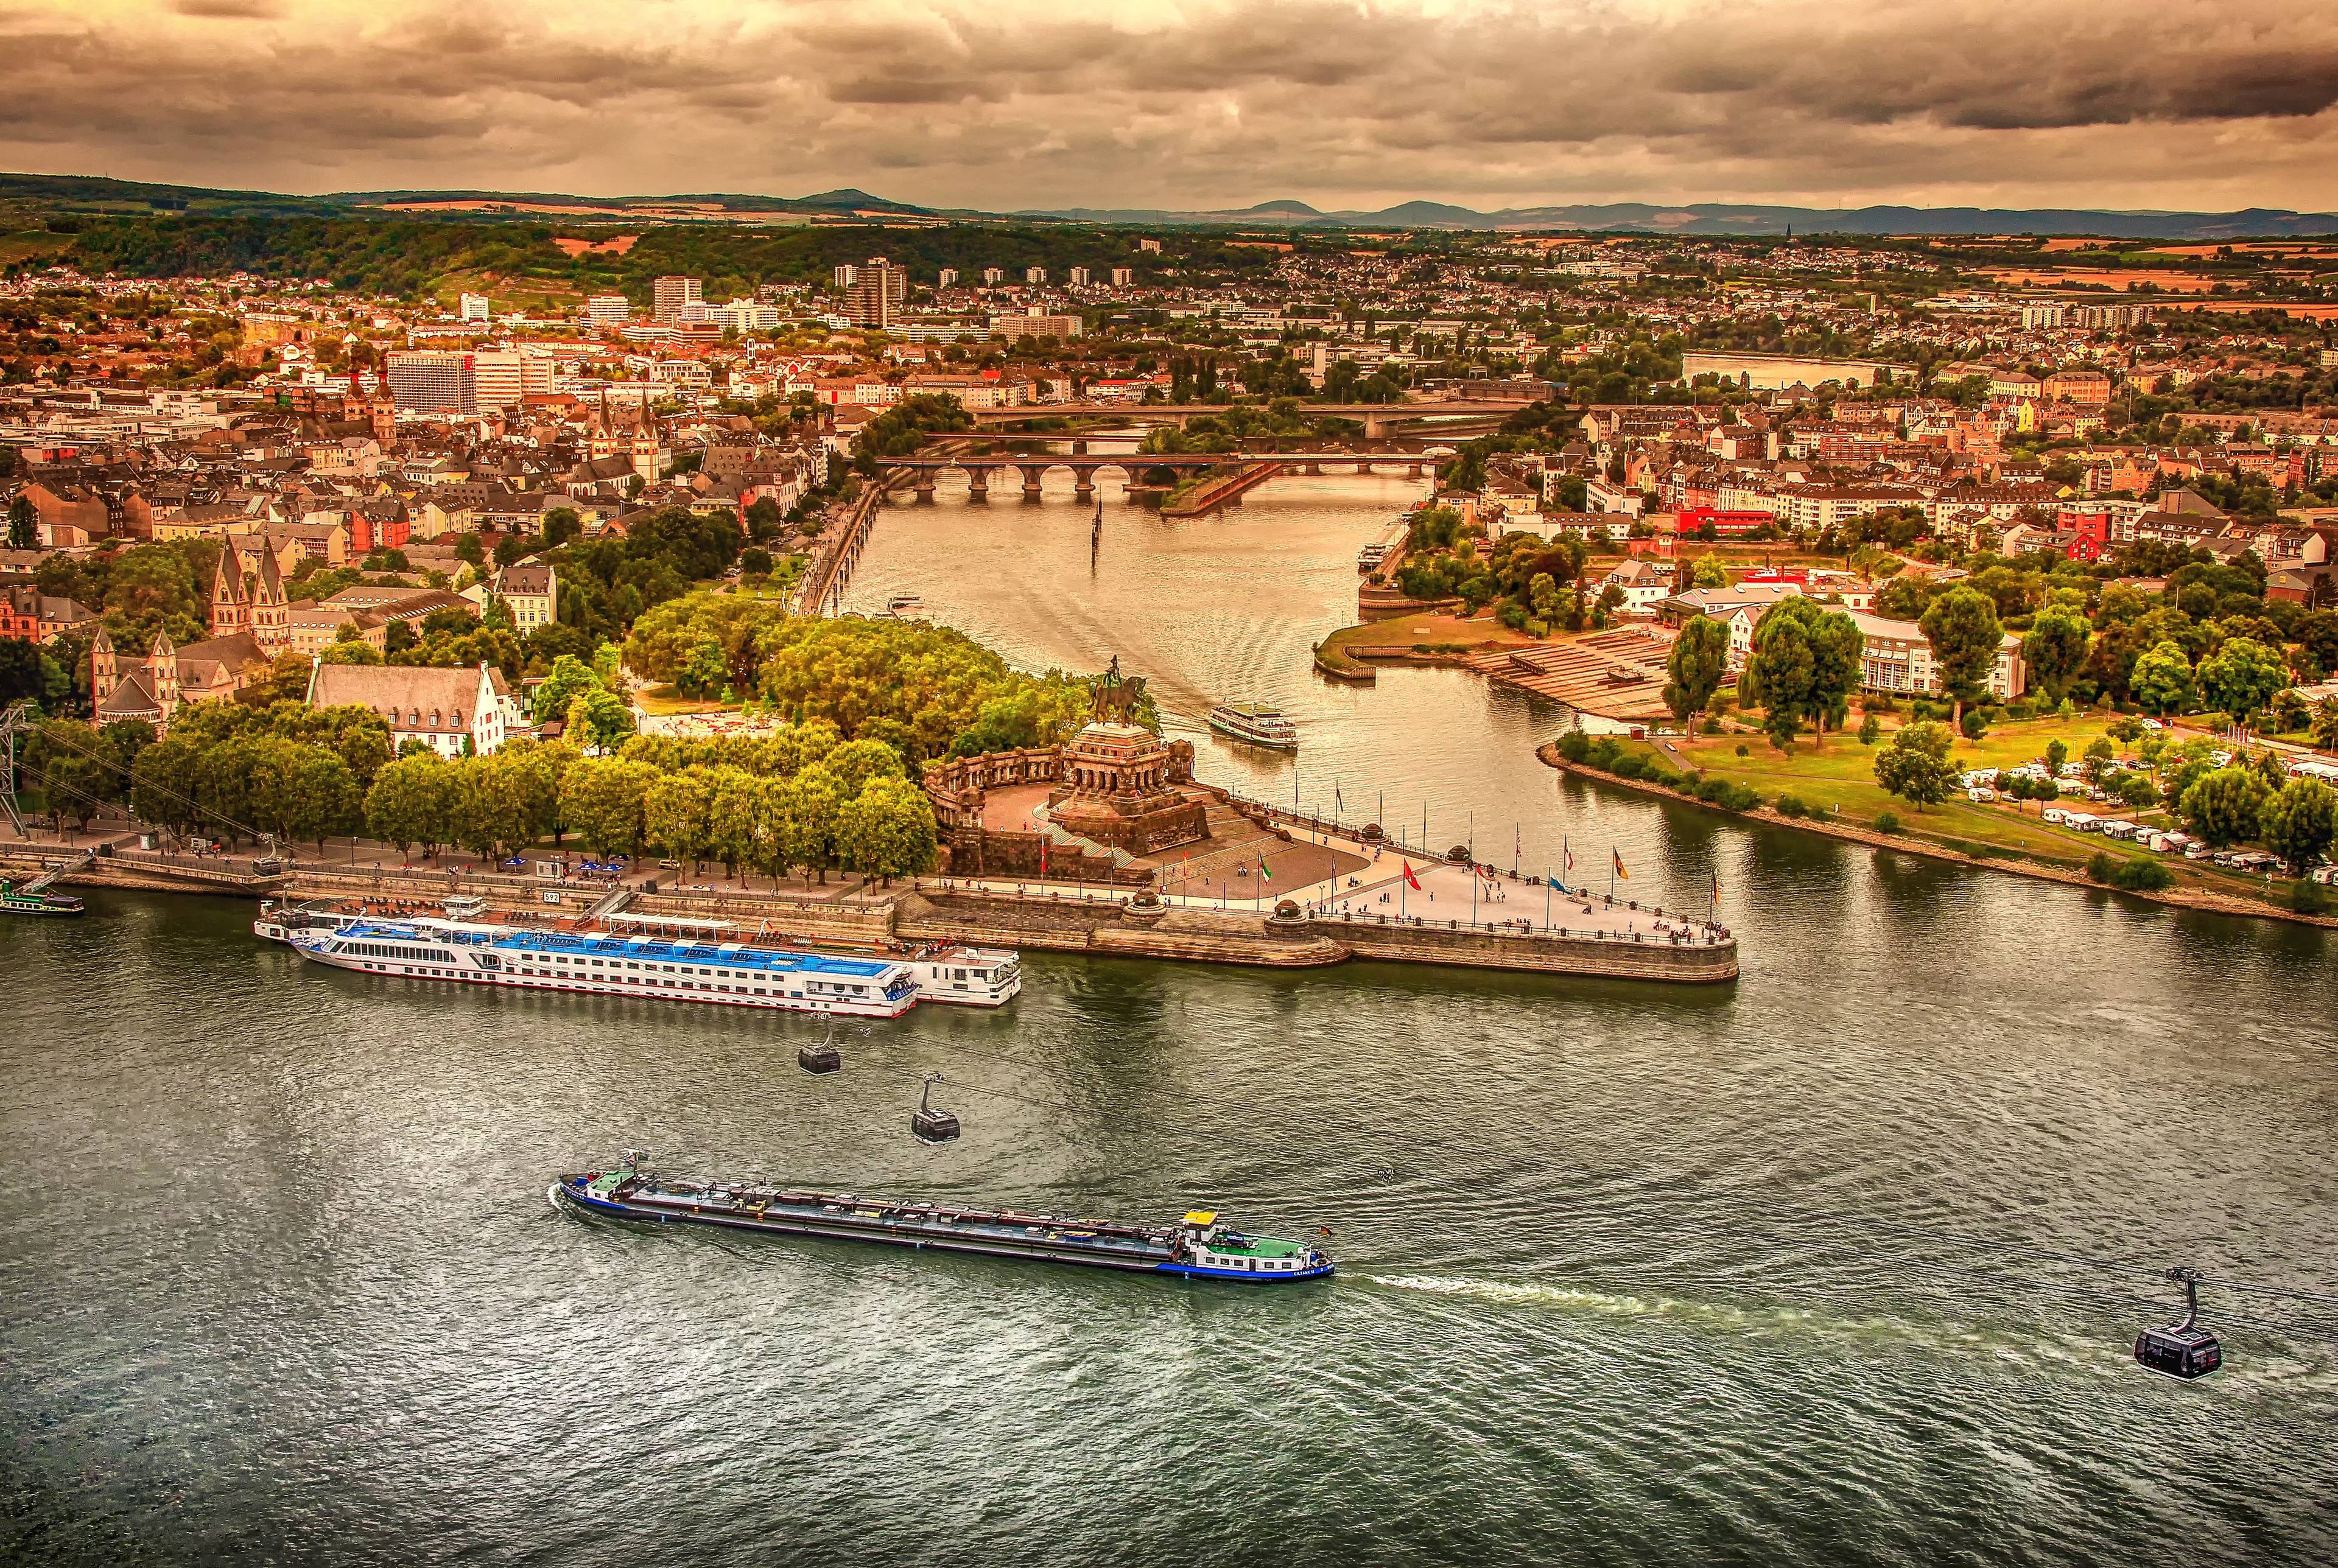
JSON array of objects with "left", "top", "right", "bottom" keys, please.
[
  {"left": 798, "top": 1020, "right": 842, "bottom": 1076},
  {"left": 2135, "top": 1267, "right": 2222, "bottom": 1380},
  {"left": 911, "top": 1073, "right": 961, "bottom": 1143}
]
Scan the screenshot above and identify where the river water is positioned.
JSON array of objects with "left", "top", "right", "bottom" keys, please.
[{"left": 5, "top": 476, "right": 2336, "bottom": 1567}]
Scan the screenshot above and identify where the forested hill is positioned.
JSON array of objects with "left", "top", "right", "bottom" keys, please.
[{"left": 33, "top": 211, "right": 1273, "bottom": 301}]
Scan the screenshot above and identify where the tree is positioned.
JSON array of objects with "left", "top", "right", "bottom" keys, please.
[
  {"left": 2178, "top": 766, "right": 2269, "bottom": 849},
  {"left": 1741, "top": 597, "right": 1861, "bottom": 747},
  {"left": 1663, "top": 615, "right": 1730, "bottom": 720},
  {"left": 560, "top": 757, "right": 656, "bottom": 856},
  {"left": 2129, "top": 640, "right": 2197, "bottom": 716},
  {"left": 1690, "top": 553, "right": 1729, "bottom": 589},
  {"left": 37, "top": 721, "right": 117, "bottom": 830},
  {"left": 532, "top": 654, "right": 603, "bottom": 722},
  {"left": 703, "top": 765, "right": 763, "bottom": 879},
  {"left": 644, "top": 768, "right": 715, "bottom": 872},
  {"left": 365, "top": 753, "right": 454, "bottom": 860},
  {"left": 2314, "top": 696, "right": 2338, "bottom": 754},
  {"left": 2044, "top": 739, "right": 2069, "bottom": 777},
  {"left": 2021, "top": 606, "right": 2090, "bottom": 705},
  {"left": 564, "top": 685, "right": 636, "bottom": 752},
  {"left": 2259, "top": 777, "right": 2337, "bottom": 875},
  {"left": 784, "top": 762, "right": 844, "bottom": 883},
  {"left": 834, "top": 774, "right": 938, "bottom": 884},
  {"left": 1918, "top": 586, "right": 2003, "bottom": 725},
  {"left": 2196, "top": 636, "right": 2289, "bottom": 731},
  {"left": 2082, "top": 736, "right": 2116, "bottom": 785},
  {"left": 6, "top": 494, "right": 34, "bottom": 550},
  {"left": 1872, "top": 719, "right": 1957, "bottom": 811}
]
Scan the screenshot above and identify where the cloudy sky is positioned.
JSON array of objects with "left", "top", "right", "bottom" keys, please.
[{"left": 5, "top": 0, "right": 2337, "bottom": 213}]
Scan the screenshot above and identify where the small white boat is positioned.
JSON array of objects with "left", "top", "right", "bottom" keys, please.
[
  {"left": 883, "top": 592, "right": 927, "bottom": 620},
  {"left": 1208, "top": 703, "right": 1298, "bottom": 751}
]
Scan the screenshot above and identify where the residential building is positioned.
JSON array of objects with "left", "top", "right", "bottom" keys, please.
[
  {"left": 990, "top": 312, "right": 1081, "bottom": 341},
  {"left": 1111, "top": 268, "right": 1134, "bottom": 287},
  {"left": 458, "top": 292, "right": 491, "bottom": 324},
  {"left": 1024, "top": 267, "right": 1047, "bottom": 285},
  {"left": 385, "top": 351, "right": 477, "bottom": 416},
  {"left": 477, "top": 559, "right": 558, "bottom": 632},
  {"left": 652, "top": 276, "right": 703, "bottom": 323},
  {"left": 2043, "top": 369, "right": 2112, "bottom": 407},
  {"left": 1069, "top": 267, "right": 1091, "bottom": 287},
  {"left": 1848, "top": 609, "right": 2026, "bottom": 702},
  {"left": 583, "top": 295, "right": 631, "bottom": 327},
  {"left": 842, "top": 257, "right": 907, "bottom": 329},
  {"left": 305, "top": 659, "right": 513, "bottom": 757},
  {"left": 937, "top": 268, "right": 958, "bottom": 290}
]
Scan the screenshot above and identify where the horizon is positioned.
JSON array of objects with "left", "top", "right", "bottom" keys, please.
[{"left": 4, "top": 1, "right": 2336, "bottom": 214}]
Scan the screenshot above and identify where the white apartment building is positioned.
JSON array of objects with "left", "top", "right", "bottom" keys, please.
[
  {"left": 458, "top": 292, "right": 491, "bottom": 323},
  {"left": 583, "top": 295, "right": 631, "bottom": 326}
]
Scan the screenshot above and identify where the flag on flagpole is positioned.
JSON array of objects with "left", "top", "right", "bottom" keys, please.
[
  {"left": 1563, "top": 838, "right": 1575, "bottom": 873},
  {"left": 1711, "top": 869, "right": 1720, "bottom": 901},
  {"left": 1258, "top": 852, "right": 1273, "bottom": 883},
  {"left": 1039, "top": 836, "right": 1049, "bottom": 877},
  {"left": 1402, "top": 861, "right": 1422, "bottom": 891},
  {"left": 1612, "top": 848, "right": 1629, "bottom": 881},
  {"left": 1335, "top": 782, "right": 1344, "bottom": 814}
]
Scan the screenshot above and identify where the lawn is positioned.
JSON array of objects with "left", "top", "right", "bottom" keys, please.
[
  {"left": 633, "top": 684, "right": 728, "bottom": 716},
  {"left": 1618, "top": 713, "right": 2282, "bottom": 899},
  {"left": 1316, "top": 609, "right": 1536, "bottom": 674}
]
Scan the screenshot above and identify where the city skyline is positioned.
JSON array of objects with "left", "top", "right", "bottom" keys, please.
[{"left": 4, "top": 0, "right": 2338, "bottom": 214}]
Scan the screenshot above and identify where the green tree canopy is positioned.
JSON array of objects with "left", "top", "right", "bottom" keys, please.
[
  {"left": 1663, "top": 615, "right": 1730, "bottom": 719},
  {"left": 1741, "top": 597, "right": 1861, "bottom": 747},
  {"left": 2129, "top": 640, "right": 2199, "bottom": 717},
  {"left": 2196, "top": 636, "right": 2289, "bottom": 730},
  {"left": 1873, "top": 719, "right": 1958, "bottom": 811},
  {"left": 2178, "top": 766, "right": 2269, "bottom": 849},
  {"left": 2259, "top": 776, "right": 2337, "bottom": 876},
  {"left": 1918, "top": 585, "right": 2004, "bottom": 723}
]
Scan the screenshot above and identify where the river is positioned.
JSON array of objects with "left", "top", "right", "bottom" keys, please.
[{"left": 4, "top": 475, "right": 2334, "bottom": 1566}]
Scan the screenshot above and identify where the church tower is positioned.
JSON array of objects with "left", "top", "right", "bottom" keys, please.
[
  {"left": 90, "top": 625, "right": 118, "bottom": 706},
  {"left": 210, "top": 547, "right": 250, "bottom": 638},
  {"left": 251, "top": 548, "right": 290, "bottom": 654},
  {"left": 147, "top": 628, "right": 178, "bottom": 717}
]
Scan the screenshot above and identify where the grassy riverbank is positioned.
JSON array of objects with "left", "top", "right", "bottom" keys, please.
[
  {"left": 1559, "top": 715, "right": 2327, "bottom": 919},
  {"left": 1313, "top": 609, "right": 1540, "bottom": 676}
]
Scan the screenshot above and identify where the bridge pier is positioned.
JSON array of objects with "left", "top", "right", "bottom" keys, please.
[
  {"left": 911, "top": 474, "right": 935, "bottom": 500},
  {"left": 1019, "top": 466, "right": 1046, "bottom": 502},
  {"left": 1072, "top": 466, "right": 1097, "bottom": 499},
  {"left": 966, "top": 469, "right": 991, "bottom": 501}
]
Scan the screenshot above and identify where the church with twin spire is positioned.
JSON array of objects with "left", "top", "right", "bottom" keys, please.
[{"left": 92, "top": 545, "right": 292, "bottom": 732}]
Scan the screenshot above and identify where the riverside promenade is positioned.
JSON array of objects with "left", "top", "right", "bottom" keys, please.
[{"left": 6, "top": 805, "right": 1739, "bottom": 984}]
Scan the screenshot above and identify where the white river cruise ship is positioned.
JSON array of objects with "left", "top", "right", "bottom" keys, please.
[{"left": 287, "top": 917, "right": 1020, "bottom": 1016}]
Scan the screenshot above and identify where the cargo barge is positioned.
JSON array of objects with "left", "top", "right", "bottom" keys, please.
[{"left": 553, "top": 1154, "right": 1334, "bottom": 1283}]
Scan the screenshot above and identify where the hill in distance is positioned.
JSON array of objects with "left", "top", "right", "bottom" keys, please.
[{"left": 3, "top": 172, "right": 2333, "bottom": 239}]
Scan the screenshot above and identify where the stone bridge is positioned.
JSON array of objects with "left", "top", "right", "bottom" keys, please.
[{"left": 881, "top": 450, "right": 1431, "bottom": 501}]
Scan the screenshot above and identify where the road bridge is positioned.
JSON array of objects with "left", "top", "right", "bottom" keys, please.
[
  {"left": 878, "top": 450, "right": 1435, "bottom": 501},
  {"left": 963, "top": 400, "right": 1534, "bottom": 438}
]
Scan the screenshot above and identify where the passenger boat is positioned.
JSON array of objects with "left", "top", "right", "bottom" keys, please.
[
  {"left": 900, "top": 943, "right": 1021, "bottom": 1006},
  {"left": 1207, "top": 702, "right": 1299, "bottom": 750},
  {"left": 290, "top": 917, "right": 923, "bottom": 1017},
  {"left": 883, "top": 592, "right": 927, "bottom": 620},
  {"left": 0, "top": 878, "right": 83, "bottom": 917},
  {"left": 1357, "top": 541, "right": 1389, "bottom": 570},
  {"left": 553, "top": 1153, "right": 1334, "bottom": 1283}
]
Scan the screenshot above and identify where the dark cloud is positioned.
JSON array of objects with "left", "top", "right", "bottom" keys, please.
[
  {"left": 0, "top": 1, "right": 2333, "bottom": 210},
  {"left": 170, "top": 0, "right": 282, "bottom": 17}
]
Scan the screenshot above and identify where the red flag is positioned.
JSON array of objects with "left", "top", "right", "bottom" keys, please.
[{"left": 1402, "top": 861, "right": 1422, "bottom": 891}]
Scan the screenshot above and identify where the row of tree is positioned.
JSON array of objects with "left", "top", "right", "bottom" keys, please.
[{"left": 359, "top": 730, "right": 936, "bottom": 883}]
